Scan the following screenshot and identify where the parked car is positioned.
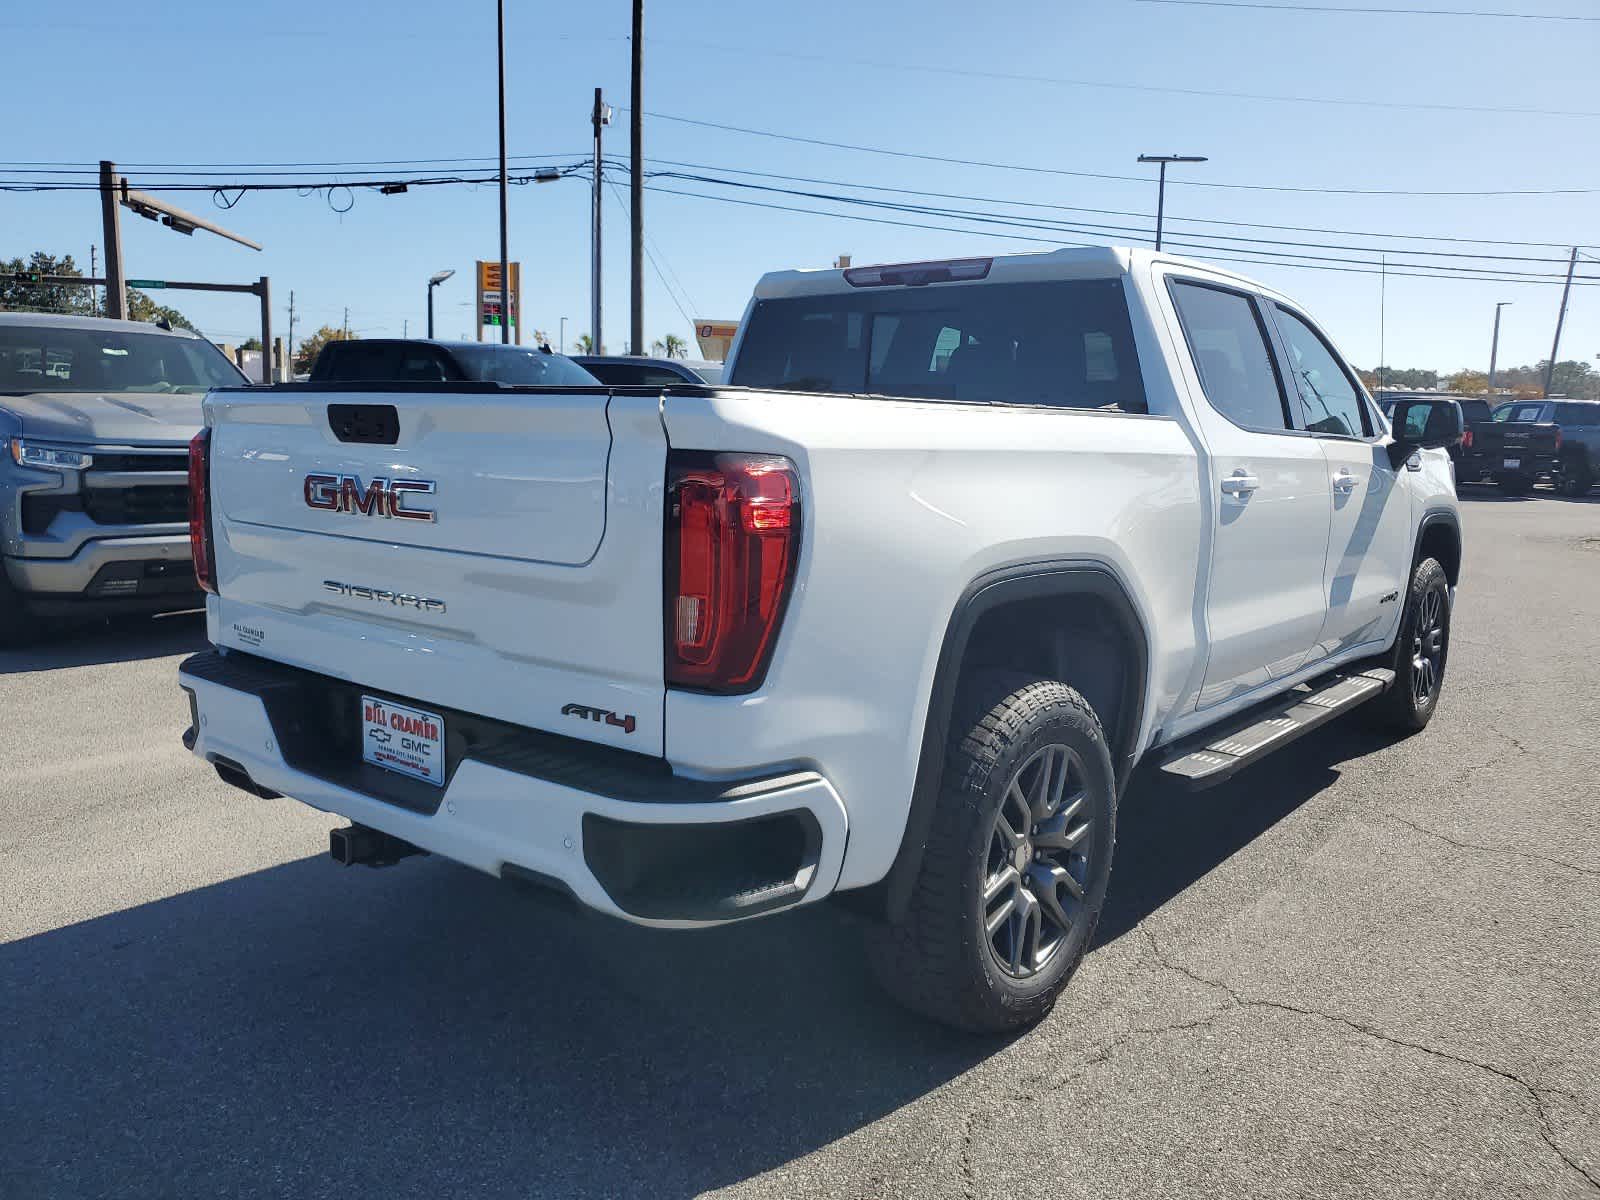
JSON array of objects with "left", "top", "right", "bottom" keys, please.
[
  {"left": 308, "top": 338, "right": 601, "bottom": 386},
  {"left": 570, "top": 355, "right": 710, "bottom": 386},
  {"left": 1470, "top": 398, "right": 1600, "bottom": 496},
  {"left": 0, "top": 312, "right": 250, "bottom": 644},
  {"left": 179, "top": 247, "right": 1462, "bottom": 1032}
]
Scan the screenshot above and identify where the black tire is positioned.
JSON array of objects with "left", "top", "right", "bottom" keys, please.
[
  {"left": 1367, "top": 556, "right": 1451, "bottom": 735},
  {"left": 864, "top": 676, "right": 1117, "bottom": 1033},
  {"left": 1558, "top": 457, "right": 1594, "bottom": 497},
  {"left": 0, "top": 565, "right": 41, "bottom": 649},
  {"left": 1496, "top": 472, "right": 1533, "bottom": 497}
]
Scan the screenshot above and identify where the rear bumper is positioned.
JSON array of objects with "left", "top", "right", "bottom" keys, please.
[{"left": 178, "top": 650, "right": 847, "bottom": 928}]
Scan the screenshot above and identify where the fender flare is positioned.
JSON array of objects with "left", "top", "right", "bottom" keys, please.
[
  {"left": 1413, "top": 510, "right": 1463, "bottom": 585},
  {"left": 872, "top": 559, "right": 1150, "bottom": 924}
]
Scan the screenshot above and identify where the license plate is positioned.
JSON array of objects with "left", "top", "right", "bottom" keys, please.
[
  {"left": 1503, "top": 457, "right": 1521, "bottom": 469},
  {"left": 361, "top": 695, "right": 445, "bottom": 786}
]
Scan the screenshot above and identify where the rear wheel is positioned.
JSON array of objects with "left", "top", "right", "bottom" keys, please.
[
  {"left": 1558, "top": 457, "right": 1594, "bottom": 496},
  {"left": 865, "top": 677, "right": 1117, "bottom": 1033},
  {"left": 1367, "top": 556, "right": 1450, "bottom": 735}
]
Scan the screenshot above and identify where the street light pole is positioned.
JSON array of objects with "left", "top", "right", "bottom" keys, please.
[
  {"left": 559, "top": 316, "right": 567, "bottom": 354},
  {"left": 1487, "top": 301, "right": 1512, "bottom": 399},
  {"left": 427, "top": 269, "right": 455, "bottom": 339},
  {"left": 1137, "top": 154, "right": 1207, "bottom": 252},
  {"left": 496, "top": 0, "right": 511, "bottom": 345},
  {"left": 629, "top": 0, "right": 644, "bottom": 357},
  {"left": 1544, "top": 247, "right": 1579, "bottom": 398}
]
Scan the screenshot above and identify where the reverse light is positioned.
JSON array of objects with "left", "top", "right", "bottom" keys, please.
[
  {"left": 843, "top": 257, "right": 992, "bottom": 288},
  {"left": 665, "top": 451, "right": 801, "bottom": 693},
  {"left": 9, "top": 439, "right": 93, "bottom": 470},
  {"left": 188, "top": 428, "right": 217, "bottom": 595}
]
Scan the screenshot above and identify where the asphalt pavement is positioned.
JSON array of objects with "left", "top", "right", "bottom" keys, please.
[{"left": 3, "top": 487, "right": 1597, "bottom": 1199}]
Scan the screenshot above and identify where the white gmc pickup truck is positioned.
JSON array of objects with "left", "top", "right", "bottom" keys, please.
[{"left": 180, "top": 247, "right": 1463, "bottom": 1032}]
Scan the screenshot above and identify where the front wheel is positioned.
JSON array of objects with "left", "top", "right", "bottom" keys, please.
[
  {"left": 1367, "top": 556, "right": 1451, "bottom": 735},
  {"left": 1558, "top": 458, "right": 1594, "bottom": 497},
  {"left": 865, "top": 677, "right": 1117, "bottom": 1033}
]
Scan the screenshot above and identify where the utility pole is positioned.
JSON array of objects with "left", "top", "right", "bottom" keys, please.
[
  {"left": 560, "top": 316, "right": 568, "bottom": 354},
  {"left": 257, "top": 277, "right": 273, "bottom": 383},
  {"left": 287, "top": 290, "right": 297, "bottom": 373},
  {"left": 1544, "top": 247, "right": 1579, "bottom": 398},
  {"left": 629, "top": 0, "right": 644, "bottom": 358},
  {"left": 496, "top": 0, "right": 511, "bottom": 345},
  {"left": 592, "top": 87, "right": 610, "bottom": 355},
  {"left": 89, "top": 245, "right": 98, "bottom": 315},
  {"left": 343, "top": 307, "right": 349, "bottom": 339},
  {"left": 1136, "top": 153, "right": 1207, "bottom": 252},
  {"left": 99, "top": 161, "right": 127, "bottom": 319},
  {"left": 1487, "top": 301, "right": 1511, "bottom": 398}
]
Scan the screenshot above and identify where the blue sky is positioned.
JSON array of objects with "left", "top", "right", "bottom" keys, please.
[{"left": 3, "top": 0, "right": 1596, "bottom": 372}]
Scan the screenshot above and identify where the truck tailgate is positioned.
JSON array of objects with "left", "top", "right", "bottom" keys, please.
[{"left": 205, "top": 387, "right": 668, "bottom": 755}]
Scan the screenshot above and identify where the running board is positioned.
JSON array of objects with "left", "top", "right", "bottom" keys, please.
[{"left": 1158, "top": 667, "right": 1396, "bottom": 790}]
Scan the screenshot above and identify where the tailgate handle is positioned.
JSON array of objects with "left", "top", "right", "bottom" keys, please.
[{"left": 328, "top": 404, "right": 400, "bottom": 445}]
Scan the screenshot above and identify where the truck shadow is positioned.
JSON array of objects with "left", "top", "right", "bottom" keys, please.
[
  {"left": 0, "top": 609, "right": 205, "bottom": 675},
  {"left": 1097, "top": 721, "right": 1390, "bottom": 946},
  {"left": 2, "top": 850, "right": 992, "bottom": 1199},
  {"left": 4, "top": 720, "right": 1382, "bottom": 1199}
]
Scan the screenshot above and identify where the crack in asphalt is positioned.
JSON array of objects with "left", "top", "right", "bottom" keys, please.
[
  {"left": 1136, "top": 926, "right": 1600, "bottom": 1192},
  {"left": 1378, "top": 811, "right": 1600, "bottom": 881}
]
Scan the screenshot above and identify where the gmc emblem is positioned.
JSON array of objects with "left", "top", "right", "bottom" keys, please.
[{"left": 304, "top": 473, "right": 436, "bottom": 522}]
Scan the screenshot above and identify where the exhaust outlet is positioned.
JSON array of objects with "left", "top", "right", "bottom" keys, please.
[{"left": 329, "top": 824, "right": 423, "bottom": 868}]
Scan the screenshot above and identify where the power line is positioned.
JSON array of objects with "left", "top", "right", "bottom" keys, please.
[
  {"left": 645, "top": 36, "right": 1600, "bottom": 120},
  {"left": 643, "top": 157, "right": 1587, "bottom": 253},
  {"left": 635, "top": 111, "right": 1600, "bottom": 196},
  {"left": 643, "top": 183, "right": 1598, "bottom": 288},
  {"left": 603, "top": 178, "right": 697, "bottom": 336},
  {"left": 650, "top": 170, "right": 1588, "bottom": 278},
  {"left": 1134, "top": 0, "right": 1600, "bottom": 20}
]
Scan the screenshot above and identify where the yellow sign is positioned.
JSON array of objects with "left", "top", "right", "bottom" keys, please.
[
  {"left": 475, "top": 261, "right": 523, "bottom": 342},
  {"left": 694, "top": 319, "right": 740, "bottom": 362}
]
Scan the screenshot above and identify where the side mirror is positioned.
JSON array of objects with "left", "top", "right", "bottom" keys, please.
[{"left": 1387, "top": 397, "right": 1463, "bottom": 467}]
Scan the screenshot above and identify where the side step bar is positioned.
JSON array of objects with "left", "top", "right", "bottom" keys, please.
[{"left": 1158, "top": 667, "right": 1396, "bottom": 790}]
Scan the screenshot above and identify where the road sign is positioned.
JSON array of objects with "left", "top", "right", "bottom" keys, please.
[{"left": 127, "top": 279, "right": 166, "bottom": 289}]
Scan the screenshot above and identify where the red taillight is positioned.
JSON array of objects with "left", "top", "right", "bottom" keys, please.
[
  {"left": 1461, "top": 429, "right": 1473, "bottom": 451},
  {"left": 1555, "top": 429, "right": 1563, "bottom": 451},
  {"left": 665, "top": 451, "right": 800, "bottom": 693},
  {"left": 188, "top": 428, "right": 217, "bottom": 595}
]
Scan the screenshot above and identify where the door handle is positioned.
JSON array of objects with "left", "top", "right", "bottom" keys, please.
[
  {"left": 1220, "top": 471, "right": 1260, "bottom": 497},
  {"left": 1332, "top": 469, "right": 1361, "bottom": 494}
]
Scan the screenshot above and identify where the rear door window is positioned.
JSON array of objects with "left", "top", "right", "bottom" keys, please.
[
  {"left": 1168, "top": 281, "right": 1291, "bottom": 432},
  {"left": 730, "top": 279, "right": 1147, "bottom": 412},
  {"left": 1499, "top": 403, "right": 1548, "bottom": 423}
]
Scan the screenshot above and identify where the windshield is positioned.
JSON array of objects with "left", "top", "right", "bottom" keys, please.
[
  {"left": 1493, "top": 403, "right": 1546, "bottom": 423},
  {"left": 0, "top": 324, "right": 246, "bottom": 393},
  {"left": 729, "top": 279, "right": 1147, "bottom": 412},
  {"left": 451, "top": 347, "right": 600, "bottom": 386}
]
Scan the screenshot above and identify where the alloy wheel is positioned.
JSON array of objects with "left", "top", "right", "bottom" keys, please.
[
  {"left": 1410, "top": 585, "right": 1447, "bottom": 707},
  {"left": 982, "top": 744, "right": 1095, "bottom": 979}
]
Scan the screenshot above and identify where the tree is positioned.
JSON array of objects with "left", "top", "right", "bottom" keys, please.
[
  {"left": 662, "top": 333, "right": 687, "bottom": 359},
  {"left": 1539, "top": 359, "right": 1598, "bottom": 399},
  {"left": 238, "top": 337, "right": 263, "bottom": 352},
  {"left": 126, "top": 288, "right": 197, "bottom": 331},
  {"left": 1, "top": 252, "right": 95, "bottom": 316},
  {"left": 293, "top": 325, "right": 357, "bottom": 373},
  {"left": 1445, "top": 370, "right": 1487, "bottom": 395},
  {"left": 573, "top": 333, "right": 595, "bottom": 354}
]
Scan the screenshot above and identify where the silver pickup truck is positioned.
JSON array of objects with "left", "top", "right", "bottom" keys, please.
[{"left": 0, "top": 312, "right": 249, "bottom": 643}]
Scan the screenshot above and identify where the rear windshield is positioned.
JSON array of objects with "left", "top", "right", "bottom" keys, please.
[
  {"left": 1494, "top": 403, "right": 1548, "bottom": 423},
  {"left": 450, "top": 347, "right": 599, "bottom": 387},
  {"left": 729, "top": 279, "right": 1147, "bottom": 413},
  {"left": 0, "top": 324, "right": 246, "bottom": 393},
  {"left": 579, "top": 361, "right": 699, "bottom": 386},
  {"left": 1459, "top": 399, "right": 1492, "bottom": 422}
]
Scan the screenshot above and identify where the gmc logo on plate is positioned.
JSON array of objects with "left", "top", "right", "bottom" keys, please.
[{"left": 304, "top": 473, "right": 436, "bottom": 522}]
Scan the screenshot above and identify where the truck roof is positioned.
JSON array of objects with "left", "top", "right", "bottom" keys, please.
[
  {"left": 0, "top": 311, "right": 210, "bottom": 340},
  {"left": 749, "top": 246, "right": 1277, "bottom": 301}
]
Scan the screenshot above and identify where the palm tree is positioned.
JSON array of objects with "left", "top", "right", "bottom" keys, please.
[
  {"left": 651, "top": 338, "right": 666, "bottom": 357},
  {"left": 574, "top": 333, "right": 595, "bottom": 354},
  {"left": 662, "top": 333, "right": 688, "bottom": 359}
]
